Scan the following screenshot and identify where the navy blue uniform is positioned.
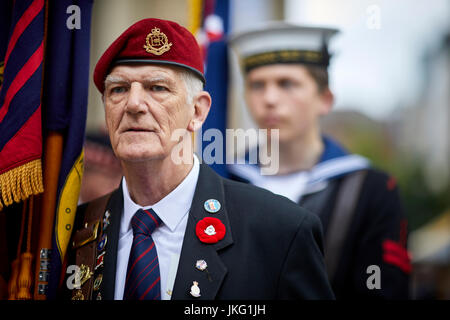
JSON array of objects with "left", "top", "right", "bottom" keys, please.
[{"left": 229, "top": 137, "right": 411, "bottom": 299}]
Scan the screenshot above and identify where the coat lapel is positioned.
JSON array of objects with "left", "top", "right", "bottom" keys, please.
[
  {"left": 172, "top": 164, "right": 234, "bottom": 300},
  {"left": 99, "top": 184, "right": 123, "bottom": 300}
]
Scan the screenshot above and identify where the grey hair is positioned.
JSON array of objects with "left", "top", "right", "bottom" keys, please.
[{"left": 178, "top": 69, "right": 204, "bottom": 105}]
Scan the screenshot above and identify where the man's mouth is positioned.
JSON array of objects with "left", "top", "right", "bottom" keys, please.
[
  {"left": 124, "top": 127, "right": 153, "bottom": 133},
  {"left": 262, "top": 116, "right": 281, "bottom": 126}
]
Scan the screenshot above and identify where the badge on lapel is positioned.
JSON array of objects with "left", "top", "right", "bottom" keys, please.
[
  {"left": 195, "top": 217, "right": 226, "bottom": 244},
  {"left": 190, "top": 281, "right": 201, "bottom": 298},
  {"left": 204, "top": 199, "right": 221, "bottom": 213}
]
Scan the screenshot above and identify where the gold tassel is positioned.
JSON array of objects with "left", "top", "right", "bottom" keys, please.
[
  {"left": 7, "top": 196, "right": 35, "bottom": 300},
  {"left": 16, "top": 252, "right": 33, "bottom": 300},
  {"left": 16, "top": 196, "right": 34, "bottom": 300},
  {"left": 0, "top": 159, "right": 44, "bottom": 210},
  {"left": 7, "top": 199, "right": 27, "bottom": 300},
  {"left": 7, "top": 258, "right": 20, "bottom": 300}
]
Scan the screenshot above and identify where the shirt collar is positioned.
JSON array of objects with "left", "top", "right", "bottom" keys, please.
[
  {"left": 235, "top": 135, "right": 349, "bottom": 167},
  {"left": 318, "top": 135, "right": 349, "bottom": 163},
  {"left": 121, "top": 154, "right": 200, "bottom": 235}
]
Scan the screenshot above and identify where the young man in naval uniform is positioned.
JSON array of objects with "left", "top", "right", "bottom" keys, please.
[
  {"left": 228, "top": 23, "right": 411, "bottom": 299},
  {"left": 63, "top": 18, "right": 334, "bottom": 300}
]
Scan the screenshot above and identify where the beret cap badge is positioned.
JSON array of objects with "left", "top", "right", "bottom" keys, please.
[{"left": 143, "top": 27, "right": 172, "bottom": 56}]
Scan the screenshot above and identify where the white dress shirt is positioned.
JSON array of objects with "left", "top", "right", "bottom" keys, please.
[{"left": 114, "top": 155, "right": 200, "bottom": 300}]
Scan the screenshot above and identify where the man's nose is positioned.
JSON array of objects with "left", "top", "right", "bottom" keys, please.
[
  {"left": 262, "top": 84, "right": 279, "bottom": 108},
  {"left": 125, "top": 82, "right": 147, "bottom": 113}
]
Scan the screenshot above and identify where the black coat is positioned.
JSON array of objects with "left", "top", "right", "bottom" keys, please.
[
  {"left": 66, "top": 164, "right": 334, "bottom": 300},
  {"left": 230, "top": 168, "right": 411, "bottom": 299}
]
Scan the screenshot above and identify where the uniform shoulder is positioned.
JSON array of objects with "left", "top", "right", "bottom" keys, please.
[
  {"left": 364, "top": 167, "right": 393, "bottom": 181},
  {"left": 362, "top": 167, "right": 399, "bottom": 192},
  {"left": 355, "top": 167, "right": 405, "bottom": 220}
]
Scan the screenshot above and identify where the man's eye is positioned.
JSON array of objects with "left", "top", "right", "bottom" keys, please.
[
  {"left": 150, "top": 85, "right": 168, "bottom": 92},
  {"left": 110, "top": 86, "right": 127, "bottom": 94},
  {"left": 247, "top": 81, "right": 264, "bottom": 91},
  {"left": 278, "top": 79, "right": 295, "bottom": 89}
]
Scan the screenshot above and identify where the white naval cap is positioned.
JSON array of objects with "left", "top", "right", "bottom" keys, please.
[{"left": 228, "top": 21, "right": 339, "bottom": 73}]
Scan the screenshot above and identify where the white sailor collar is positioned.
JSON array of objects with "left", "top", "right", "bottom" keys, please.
[{"left": 227, "top": 136, "right": 370, "bottom": 194}]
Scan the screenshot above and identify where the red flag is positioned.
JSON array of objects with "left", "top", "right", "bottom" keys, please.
[{"left": 0, "top": 0, "right": 45, "bottom": 210}]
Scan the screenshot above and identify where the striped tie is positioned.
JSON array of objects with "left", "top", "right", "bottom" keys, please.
[{"left": 123, "top": 209, "right": 162, "bottom": 300}]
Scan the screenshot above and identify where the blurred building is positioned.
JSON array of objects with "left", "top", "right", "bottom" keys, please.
[
  {"left": 395, "top": 34, "right": 450, "bottom": 193},
  {"left": 409, "top": 210, "right": 450, "bottom": 299},
  {"left": 394, "top": 33, "right": 450, "bottom": 300}
]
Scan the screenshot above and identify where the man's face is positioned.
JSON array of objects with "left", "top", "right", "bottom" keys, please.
[
  {"left": 245, "top": 64, "right": 332, "bottom": 143},
  {"left": 103, "top": 64, "right": 194, "bottom": 163}
]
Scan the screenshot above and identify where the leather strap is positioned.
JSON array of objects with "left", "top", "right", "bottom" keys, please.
[
  {"left": 324, "top": 170, "right": 367, "bottom": 282},
  {"left": 299, "top": 181, "right": 337, "bottom": 219},
  {"left": 71, "top": 193, "right": 111, "bottom": 300}
]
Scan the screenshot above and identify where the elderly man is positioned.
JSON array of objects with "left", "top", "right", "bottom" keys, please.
[
  {"left": 228, "top": 22, "right": 411, "bottom": 299},
  {"left": 65, "top": 18, "right": 333, "bottom": 300}
]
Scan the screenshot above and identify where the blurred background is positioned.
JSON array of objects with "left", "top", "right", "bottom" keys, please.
[{"left": 83, "top": 0, "right": 450, "bottom": 299}]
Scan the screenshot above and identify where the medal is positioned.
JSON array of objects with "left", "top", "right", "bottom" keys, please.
[
  {"left": 204, "top": 199, "right": 221, "bottom": 213},
  {"left": 196, "top": 259, "right": 208, "bottom": 271},
  {"left": 190, "top": 281, "right": 201, "bottom": 298}
]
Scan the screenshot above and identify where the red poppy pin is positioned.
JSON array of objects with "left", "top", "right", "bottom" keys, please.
[{"left": 195, "top": 217, "right": 226, "bottom": 244}]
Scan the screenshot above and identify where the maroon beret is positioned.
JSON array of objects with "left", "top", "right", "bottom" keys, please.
[{"left": 94, "top": 18, "right": 205, "bottom": 93}]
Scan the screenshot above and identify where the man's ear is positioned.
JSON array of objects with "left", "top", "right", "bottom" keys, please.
[
  {"left": 318, "top": 87, "right": 334, "bottom": 116},
  {"left": 187, "top": 91, "right": 212, "bottom": 132}
]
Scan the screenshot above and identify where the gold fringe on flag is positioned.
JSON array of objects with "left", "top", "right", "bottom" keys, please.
[{"left": 0, "top": 159, "right": 44, "bottom": 210}]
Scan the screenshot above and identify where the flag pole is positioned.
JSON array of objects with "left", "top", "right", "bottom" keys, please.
[
  {"left": 16, "top": 196, "right": 34, "bottom": 299},
  {"left": 33, "top": 131, "right": 63, "bottom": 300},
  {"left": 31, "top": 0, "right": 61, "bottom": 300}
]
